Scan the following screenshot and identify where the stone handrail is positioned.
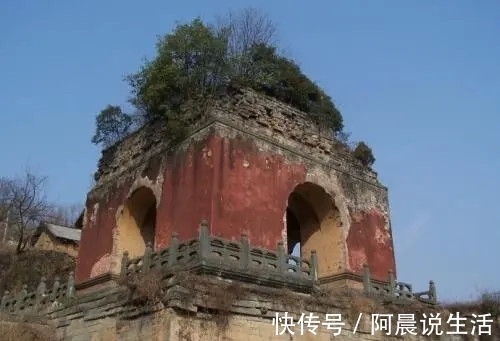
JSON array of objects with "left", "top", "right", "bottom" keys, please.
[
  {"left": 0, "top": 272, "right": 75, "bottom": 313},
  {"left": 362, "top": 264, "right": 437, "bottom": 305},
  {"left": 121, "top": 220, "right": 319, "bottom": 292}
]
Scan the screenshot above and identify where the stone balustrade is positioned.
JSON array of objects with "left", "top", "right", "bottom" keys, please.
[
  {"left": 0, "top": 272, "right": 75, "bottom": 313},
  {"left": 0, "top": 223, "right": 438, "bottom": 317},
  {"left": 363, "top": 264, "right": 437, "bottom": 305},
  {"left": 121, "top": 220, "right": 320, "bottom": 293}
]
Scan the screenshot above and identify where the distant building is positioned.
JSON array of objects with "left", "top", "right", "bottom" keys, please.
[{"left": 31, "top": 222, "right": 81, "bottom": 257}]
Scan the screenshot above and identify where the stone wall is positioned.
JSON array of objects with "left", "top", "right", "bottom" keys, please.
[
  {"left": 0, "top": 234, "right": 495, "bottom": 341},
  {"left": 91, "top": 88, "right": 378, "bottom": 193},
  {"left": 77, "top": 88, "right": 396, "bottom": 287},
  {"left": 2, "top": 272, "right": 492, "bottom": 341}
]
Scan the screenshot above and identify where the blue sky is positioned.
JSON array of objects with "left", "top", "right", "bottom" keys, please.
[{"left": 1, "top": 1, "right": 499, "bottom": 302}]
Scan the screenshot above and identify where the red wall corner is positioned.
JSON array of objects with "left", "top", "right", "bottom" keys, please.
[{"left": 346, "top": 208, "right": 396, "bottom": 282}]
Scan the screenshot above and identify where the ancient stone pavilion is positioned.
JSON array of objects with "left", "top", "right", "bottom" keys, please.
[{"left": 75, "top": 88, "right": 396, "bottom": 291}]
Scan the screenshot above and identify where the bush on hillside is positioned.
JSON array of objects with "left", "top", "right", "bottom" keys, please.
[{"left": 0, "top": 247, "right": 75, "bottom": 294}]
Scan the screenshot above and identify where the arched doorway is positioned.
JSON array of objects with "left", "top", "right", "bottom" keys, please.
[
  {"left": 284, "top": 182, "right": 343, "bottom": 277},
  {"left": 116, "top": 187, "right": 157, "bottom": 262}
]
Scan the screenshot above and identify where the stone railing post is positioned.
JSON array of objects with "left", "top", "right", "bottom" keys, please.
[
  {"left": 1, "top": 291, "right": 9, "bottom": 311},
  {"left": 35, "top": 276, "right": 47, "bottom": 307},
  {"left": 388, "top": 270, "right": 395, "bottom": 297},
  {"left": 277, "top": 241, "right": 286, "bottom": 275},
  {"left": 66, "top": 271, "right": 75, "bottom": 298},
  {"left": 168, "top": 232, "right": 179, "bottom": 268},
  {"left": 363, "top": 264, "right": 371, "bottom": 294},
  {"left": 199, "top": 220, "right": 210, "bottom": 265},
  {"left": 429, "top": 280, "right": 437, "bottom": 304},
  {"left": 143, "top": 242, "right": 153, "bottom": 274},
  {"left": 51, "top": 276, "right": 60, "bottom": 301},
  {"left": 15, "top": 284, "right": 28, "bottom": 312},
  {"left": 240, "top": 232, "right": 249, "bottom": 270},
  {"left": 120, "top": 251, "right": 129, "bottom": 278},
  {"left": 310, "top": 250, "right": 318, "bottom": 281}
]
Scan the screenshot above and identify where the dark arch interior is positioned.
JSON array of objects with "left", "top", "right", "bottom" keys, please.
[
  {"left": 141, "top": 204, "right": 156, "bottom": 247},
  {"left": 286, "top": 208, "right": 301, "bottom": 255},
  {"left": 127, "top": 187, "right": 157, "bottom": 249},
  {"left": 286, "top": 182, "right": 334, "bottom": 266},
  {"left": 284, "top": 182, "right": 344, "bottom": 277}
]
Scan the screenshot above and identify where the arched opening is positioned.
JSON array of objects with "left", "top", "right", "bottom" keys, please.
[
  {"left": 285, "top": 182, "right": 343, "bottom": 277},
  {"left": 116, "top": 187, "right": 157, "bottom": 262},
  {"left": 286, "top": 208, "right": 301, "bottom": 254}
]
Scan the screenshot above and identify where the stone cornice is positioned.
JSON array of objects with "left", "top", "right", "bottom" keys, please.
[
  {"left": 75, "top": 272, "right": 120, "bottom": 291},
  {"left": 89, "top": 116, "right": 385, "bottom": 200}
]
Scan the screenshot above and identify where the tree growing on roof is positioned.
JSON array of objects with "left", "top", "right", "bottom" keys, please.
[
  {"left": 92, "top": 7, "right": 375, "bottom": 168},
  {"left": 352, "top": 141, "right": 376, "bottom": 168},
  {"left": 91, "top": 105, "right": 134, "bottom": 149}
]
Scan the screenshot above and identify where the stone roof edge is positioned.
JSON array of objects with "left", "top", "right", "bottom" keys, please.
[{"left": 88, "top": 117, "right": 387, "bottom": 200}]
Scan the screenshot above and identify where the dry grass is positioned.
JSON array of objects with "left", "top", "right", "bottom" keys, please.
[
  {"left": 173, "top": 272, "right": 442, "bottom": 328},
  {"left": 0, "top": 321, "right": 56, "bottom": 341},
  {"left": 442, "top": 291, "right": 500, "bottom": 341},
  {"left": 175, "top": 271, "right": 246, "bottom": 330},
  {"left": 120, "top": 270, "right": 500, "bottom": 340},
  {"left": 443, "top": 291, "right": 500, "bottom": 316},
  {"left": 120, "top": 270, "right": 165, "bottom": 306},
  {"left": 0, "top": 248, "right": 75, "bottom": 294}
]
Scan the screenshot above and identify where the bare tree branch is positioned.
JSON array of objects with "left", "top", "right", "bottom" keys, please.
[
  {"left": 216, "top": 7, "right": 278, "bottom": 56},
  {"left": 0, "top": 169, "right": 50, "bottom": 253},
  {"left": 213, "top": 7, "right": 279, "bottom": 81},
  {"left": 46, "top": 203, "right": 84, "bottom": 226}
]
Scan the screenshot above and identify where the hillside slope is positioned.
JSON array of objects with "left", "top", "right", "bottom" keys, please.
[{"left": 0, "top": 246, "right": 76, "bottom": 294}]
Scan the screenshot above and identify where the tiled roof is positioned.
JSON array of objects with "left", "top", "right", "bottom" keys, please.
[{"left": 44, "top": 223, "right": 81, "bottom": 242}]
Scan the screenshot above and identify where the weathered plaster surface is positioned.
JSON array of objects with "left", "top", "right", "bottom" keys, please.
[
  {"left": 90, "top": 253, "right": 111, "bottom": 278},
  {"left": 33, "top": 233, "right": 79, "bottom": 258},
  {"left": 76, "top": 192, "right": 126, "bottom": 283},
  {"left": 38, "top": 277, "right": 463, "bottom": 341},
  {"left": 77, "top": 88, "right": 397, "bottom": 285},
  {"left": 346, "top": 208, "right": 396, "bottom": 281}
]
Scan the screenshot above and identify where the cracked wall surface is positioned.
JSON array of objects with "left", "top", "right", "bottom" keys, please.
[
  {"left": 29, "top": 276, "right": 473, "bottom": 341},
  {"left": 76, "top": 88, "right": 396, "bottom": 285}
]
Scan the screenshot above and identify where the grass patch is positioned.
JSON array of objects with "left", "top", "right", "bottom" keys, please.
[
  {"left": 442, "top": 291, "right": 500, "bottom": 341},
  {"left": 119, "top": 270, "right": 165, "bottom": 306},
  {"left": 0, "top": 248, "right": 75, "bottom": 294}
]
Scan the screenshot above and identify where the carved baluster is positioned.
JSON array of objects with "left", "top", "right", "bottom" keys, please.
[
  {"left": 15, "top": 284, "right": 28, "bottom": 312},
  {"left": 168, "top": 232, "right": 179, "bottom": 269},
  {"left": 52, "top": 276, "right": 60, "bottom": 301},
  {"left": 429, "top": 280, "right": 437, "bottom": 304},
  {"left": 310, "top": 250, "right": 318, "bottom": 281},
  {"left": 277, "top": 241, "right": 286, "bottom": 275},
  {"left": 363, "top": 264, "right": 371, "bottom": 294},
  {"left": 35, "top": 276, "right": 47, "bottom": 306},
  {"left": 143, "top": 242, "right": 153, "bottom": 274},
  {"left": 387, "top": 270, "right": 395, "bottom": 297},
  {"left": 407, "top": 283, "right": 413, "bottom": 297},
  {"left": 1, "top": 291, "right": 9, "bottom": 311},
  {"left": 121, "top": 251, "right": 129, "bottom": 278},
  {"left": 310, "top": 250, "right": 320, "bottom": 293},
  {"left": 66, "top": 271, "right": 75, "bottom": 298},
  {"left": 240, "top": 233, "right": 249, "bottom": 270},
  {"left": 199, "top": 220, "right": 210, "bottom": 265}
]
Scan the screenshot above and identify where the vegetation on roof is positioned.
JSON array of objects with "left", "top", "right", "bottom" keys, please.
[{"left": 91, "top": 8, "right": 375, "bottom": 168}]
